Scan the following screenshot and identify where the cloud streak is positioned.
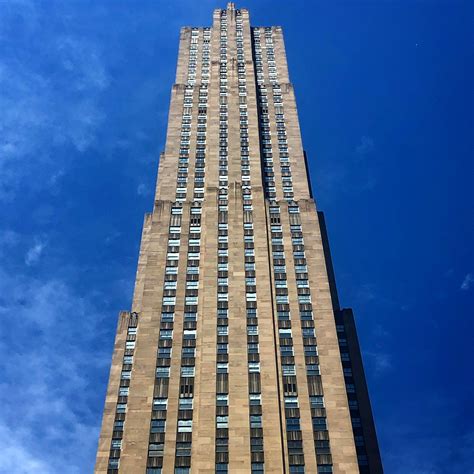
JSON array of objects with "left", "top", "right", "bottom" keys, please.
[
  {"left": 460, "top": 273, "right": 473, "bottom": 291},
  {"left": 356, "top": 135, "right": 375, "bottom": 155},
  {"left": 0, "top": 2, "right": 109, "bottom": 198},
  {"left": 364, "top": 351, "right": 393, "bottom": 375},
  {"left": 0, "top": 269, "right": 110, "bottom": 473},
  {"left": 25, "top": 239, "right": 46, "bottom": 266}
]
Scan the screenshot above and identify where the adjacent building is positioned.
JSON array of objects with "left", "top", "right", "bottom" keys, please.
[{"left": 95, "top": 3, "right": 383, "bottom": 473}]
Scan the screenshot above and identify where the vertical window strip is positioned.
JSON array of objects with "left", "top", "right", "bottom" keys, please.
[
  {"left": 107, "top": 312, "right": 139, "bottom": 473},
  {"left": 176, "top": 28, "right": 199, "bottom": 203},
  {"left": 288, "top": 207, "right": 333, "bottom": 473},
  {"left": 173, "top": 204, "right": 202, "bottom": 472},
  {"left": 237, "top": 12, "right": 265, "bottom": 471},
  {"left": 146, "top": 204, "right": 183, "bottom": 473},
  {"left": 252, "top": 28, "right": 275, "bottom": 200},
  {"left": 215, "top": 9, "right": 230, "bottom": 472},
  {"left": 193, "top": 28, "right": 211, "bottom": 202},
  {"left": 268, "top": 205, "right": 305, "bottom": 471},
  {"left": 263, "top": 29, "right": 294, "bottom": 203},
  {"left": 146, "top": 27, "right": 199, "bottom": 473}
]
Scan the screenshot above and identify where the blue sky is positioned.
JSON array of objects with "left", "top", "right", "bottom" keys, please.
[{"left": 1, "top": 0, "right": 472, "bottom": 472}]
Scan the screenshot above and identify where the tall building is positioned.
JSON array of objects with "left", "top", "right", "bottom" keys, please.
[{"left": 95, "top": 3, "right": 382, "bottom": 474}]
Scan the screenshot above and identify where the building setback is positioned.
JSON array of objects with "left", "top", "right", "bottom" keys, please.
[{"left": 95, "top": 3, "right": 383, "bottom": 474}]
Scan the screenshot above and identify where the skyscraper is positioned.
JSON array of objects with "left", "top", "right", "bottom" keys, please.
[{"left": 95, "top": 3, "right": 382, "bottom": 474}]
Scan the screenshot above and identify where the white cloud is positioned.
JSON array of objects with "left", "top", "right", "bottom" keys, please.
[
  {"left": 0, "top": 3, "right": 109, "bottom": 198},
  {"left": 0, "top": 269, "right": 110, "bottom": 473},
  {"left": 25, "top": 240, "right": 46, "bottom": 266},
  {"left": 0, "top": 425, "right": 53, "bottom": 474},
  {"left": 460, "top": 273, "right": 473, "bottom": 291}
]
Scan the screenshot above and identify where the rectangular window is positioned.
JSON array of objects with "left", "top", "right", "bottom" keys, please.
[
  {"left": 247, "top": 343, "right": 259, "bottom": 354},
  {"left": 178, "top": 420, "right": 193, "bottom": 432},
  {"left": 280, "top": 346, "right": 294, "bottom": 357},
  {"left": 284, "top": 397, "right": 299, "bottom": 408},
  {"left": 150, "top": 420, "right": 166, "bottom": 433},
  {"left": 161, "top": 312, "right": 174, "bottom": 322},
  {"left": 306, "top": 364, "right": 320, "bottom": 375},
  {"left": 282, "top": 365, "right": 296, "bottom": 376},
  {"left": 286, "top": 418, "right": 300, "bottom": 431},
  {"left": 251, "top": 464, "right": 264, "bottom": 474},
  {"left": 217, "top": 363, "right": 229, "bottom": 374},
  {"left": 249, "top": 394, "right": 261, "bottom": 406},
  {"left": 310, "top": 396, "right": 325, "bottom": 408},
  {"left": 111, "top": 439, "right": 122, "bottom": 449},
  {"left": 289, "top": 467, "right": 305, "bottom": 474},
  {"left": 156, "top": 367, "right": 170, "bottom": 378},
  {"left": 248, "top": 362, "right": 260, "bottom": 373},
  {"left": 312, "top": 417, "right": 327, "bottom": 431},
  {"left": 179, "top": 398, "right": 193, "bottom": 410},
  {"left": 184, "top": 312, "right": 197, "bottom": 322},
  {"left": 181, "top": 366, "right": 195, "bottom": 377},
  {"left": 216, "top": 416, "right": 228, "bottom": 428},
  {"left": 153, "top": 398, "right": 168, "bottom": 411},
  {"left": 119, "top": 387, "right": 129, "bottom": 397},
  {"left": 352, "top": 417, "right": 361, "bottom": 428},
  {"left": 304, "top": 346, "right": 318, "bottom": 357},
  {"left": 182, "top": 347, "right": 196, "bottom": 358},
  {"left": 216, "top": 394, "right": 229, "bottom": 406},
  {"left": 217, "top": 344, "right": 228, "bottom": 354},
  {"left": 247, "top": 326, "right": 258, "bottom": 336},
  {"left": 183, "top": 330, "right": 196, "bottom": 340},
  {"left": 175, "top": 442, "right": 191, "bottom": 457},
  {"left": 349, "top": 400, "right": 359, "bottom": 410},
  {"left": 250, "top": 415, "right": 262, "bottom": 428},
  {"left": 158, "top": 347, "right": 171, "bottom": 358},
  {"left": 160, "top": 330, "right": 173, "bottom": 340}
]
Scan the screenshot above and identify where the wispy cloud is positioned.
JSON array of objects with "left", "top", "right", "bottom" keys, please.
[
  {"left": 137, "top": 182, "right": 151, "bottom": 196},
  {"left": 355, "top": 282, "right": 401, "bottom": 309},
  {"left": 105, "top": 231, "right": 122, "bottom": 245},
  {"left": 25, "top": 239, "right": 46, "bottom": 266},
  {"left": 365, "top": 351, "right": 393, "bottom": 375},
  {"left": 0, "top": 2, "right": 109, "bottom": 198},
  {"left": 356, "top": 283, "right": 378, "bottom": 302},
  {"left": 356, "top": 135, "right": 375, "bottom": 155},
  {"left": 460, "top": 273, "right": 473, "bottom": 291},
  {"left": 315, "top": 135, "right": 378, "bottom": 198},
  {"left": 383, "top": 423, "right": 474, "bottom": 474},
  {"left": 0, "top": 269, "right": 110, "bottom": 473},
  {"left": 0, "top": 229, "right": 20, "bottom": 249}
]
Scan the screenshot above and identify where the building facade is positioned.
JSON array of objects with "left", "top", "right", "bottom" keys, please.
[{"left": 95, "top": 3, "right": 382, "bottom": 474}]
